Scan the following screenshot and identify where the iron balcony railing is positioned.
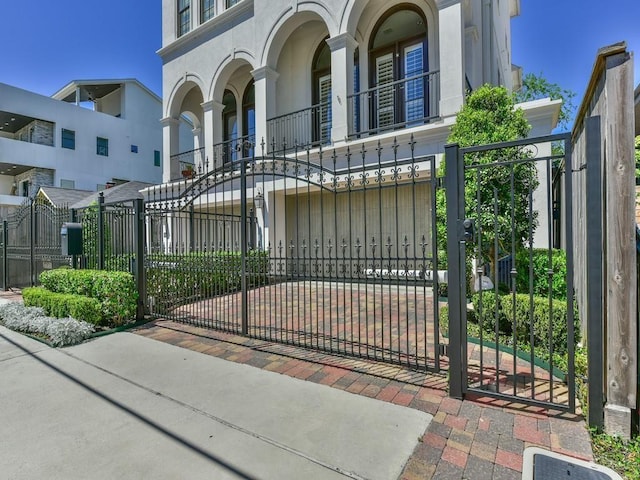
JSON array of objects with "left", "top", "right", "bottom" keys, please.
[
  {"left": 267, "top": 101, "right": 332, "bottom": 153},
  {"left": 170, "top": 147, "right": 205, "bottom": 180},
  {"left": 212, "top": 134, "right": 256, "bottom": 166},
  {"left": 348, "top": 70, "right": 440, "bottom": 138}
]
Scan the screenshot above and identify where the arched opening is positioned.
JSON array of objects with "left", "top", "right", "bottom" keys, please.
[
  {"left": 312, "top": 38, "right": 332, "bottom": 144},
  {"left": 368, "top": 5, "right": 429, "bottom": 131}
]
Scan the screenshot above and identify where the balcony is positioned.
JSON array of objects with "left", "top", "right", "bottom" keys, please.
[
  {"left": 170, "top": 147, "right": 205, "bottom": 180},
  {"left": 348, "top": 70, "right": 440, "bottom": 138},
  {"left": 267, "top": 102, "right": 331, "bottom": 153}
]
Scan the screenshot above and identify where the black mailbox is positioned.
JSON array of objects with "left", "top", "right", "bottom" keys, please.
[{"left": 61, "top": 223, "right": 83, "bottom": 256}]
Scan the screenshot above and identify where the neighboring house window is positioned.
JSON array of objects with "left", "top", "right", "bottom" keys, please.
[
  {"left": 201, "top": 0, "right": 215, "bottom": 22},
  {"left": 61, "top": 129, "right": 75, "bottom": 150},
  {"left": 60, "top": 179, "right": 75, "bottom": 189},
  {"left": 96, "top": 184, "right": 106, "bottom": 191},
  {"left": 312, "top": 38, "right": 332, "bottom": 145},
  {"left": 178, "top": 0, "right": 191, "bottom": 37},
  {"left": 97, "top": 137, "right": 109, "bottom": 156},
  {"left": 131, "top": 144, "right": 138, "bottom": 153},
  {"left": 226, "top": 0, "right": 240, "bottom": 8},
  {"left": 154, "top": 150, "right": 161, "bottom": 167},
  {"left": 369, "top": 6, "right": 428, "bottom": 131}
]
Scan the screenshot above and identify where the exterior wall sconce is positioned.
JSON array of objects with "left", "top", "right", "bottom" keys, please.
[{"left": 254, "top": 189, "right": 264, "bottom": 209}]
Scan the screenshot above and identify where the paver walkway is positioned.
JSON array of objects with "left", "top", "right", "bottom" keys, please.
[
  {"left": 0, "top": 289, "right": 594, "bottom": 479},
  {"left": 135, "top": 319, "right": 593, "bottom": 480}
]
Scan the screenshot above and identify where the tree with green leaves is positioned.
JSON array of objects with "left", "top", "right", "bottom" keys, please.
[
  {"left": 514, "top": 72, "right": 576, "bottom": 131},
  {"left": 436, "top": 84, "right": 538, "bottom": 282}
]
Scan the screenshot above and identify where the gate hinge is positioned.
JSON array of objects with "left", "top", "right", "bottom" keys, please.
[{"left": 438, "top": 343, "right": 449, "bottom": 357}]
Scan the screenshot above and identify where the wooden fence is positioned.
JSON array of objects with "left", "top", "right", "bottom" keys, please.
[{"left": 571, "top": 42, "right": 637, "bottom": 437}]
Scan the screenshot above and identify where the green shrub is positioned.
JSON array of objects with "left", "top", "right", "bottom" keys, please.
[
  {"left": 23, "top": 287, "right": 102, "bottom": 325},
  {"left": 471, "top": 291, "right": 579, "bottom": 355},
  {"left": 515, "top": 248, "right": 567, "bottom": 300},
  {"left": 39, "top": 269, "right": 137, "bottom": 326},
  {"left": 0, "top": 302, "right": 94, "bottom": 347},
  {"left": 145, "top": 250, "right": 269, "bottom": 312}
]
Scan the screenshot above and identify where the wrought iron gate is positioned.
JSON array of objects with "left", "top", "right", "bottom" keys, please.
[
  {"left": 1, "top": 197, "right": 71, "bottom": 288},
  {"left": 144, "top": 140, "right": 443, "bottom": 371},
  {"left": 445, "top": 133, "right": 577, "bottom": 411}
]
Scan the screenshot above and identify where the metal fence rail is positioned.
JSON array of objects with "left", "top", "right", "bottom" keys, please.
[{"left": 142, "top": 138, "right": 442, "bottom": 371}]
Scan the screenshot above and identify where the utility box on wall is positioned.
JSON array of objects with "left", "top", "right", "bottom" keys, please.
[{"left": 61, "top": 223, "right": 82, "bottom": 256}]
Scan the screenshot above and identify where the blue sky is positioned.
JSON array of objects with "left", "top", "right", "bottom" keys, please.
[{"left": 1, "top": 0, "right": 639, "bottom": 127}]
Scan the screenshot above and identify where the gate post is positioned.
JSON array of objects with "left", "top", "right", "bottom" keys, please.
[
  {"left": 30, "top": 199, "right": 36, "bottom": 286},
  {"left": 70, "top": 209, "right": 78, "bottom": 269},
  {"left": 2, "top": 220, "right": 7, "bottom": 291},
  {"left": 445, "top": 143, "right": 467, "bottom": 399},
  {"left": 97, "top": 192, "right": 105, "bottom": 270},
  {"left": 240, "top": 158, "right": 248, "bottom": 335},
  {"left": 134, "top": 199, "right": 146, "bottom": 320}
]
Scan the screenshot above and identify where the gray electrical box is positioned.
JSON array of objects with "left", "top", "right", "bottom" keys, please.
[{"left": 61, "top": 223, "right": 83, "bottom": 256}]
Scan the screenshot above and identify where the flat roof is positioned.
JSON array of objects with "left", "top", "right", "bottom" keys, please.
[{"left": 51, "top": 79, "right": 161, "bottom": 104}]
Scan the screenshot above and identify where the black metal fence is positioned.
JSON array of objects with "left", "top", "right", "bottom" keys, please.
[
  {"left": 143, "top": 138, "right": 441, "bottom": 371},
  {"left": 0, "top": 133, "right": 585, "bottom": 411},
  {"left": 445, "top": 133, "right": 576, "bottom": 412}
]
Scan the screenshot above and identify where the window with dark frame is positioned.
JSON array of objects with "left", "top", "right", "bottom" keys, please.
[
  {"left": 178, "top": 0, "right": 191, "bottom": 37},
  {"left": 97, "top": 137, "right": 109, "bottom": 156},
  {"left": 61, "top": 129, "right": 75, "bottom": 150},
  {"left": 201, "top": 0, "right": 215, "bottom": 22},
  {"left": 154, "top": 150, "right": 161, "bottom": 167},
  {"left": 131, "top": 144, "right": 138, "bottom": 153}
]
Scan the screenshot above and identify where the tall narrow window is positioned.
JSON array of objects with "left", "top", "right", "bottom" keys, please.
[
  {"left": 312, "top": 39, "right": 332, "bottom": 145},
  {"left": 369, "top": 7, "right": 428, "bottom": 132},
  {"left": 201, "top": 0, "right": 214, "bottom": 22},
  {"left": 242, "top": 82, "right": 255, "bottom": 157},
  {"left": 222, "top": 90, "right": 237, "bottom": 163},
  {"left": 96, "top": 137, "right": 109, "bottom": 156},
  {"left": 61, "top": 129, "right": 75, "bottom": 150},
  {"left": 154, "top": 150, "right": 161, "bottom": 167},
  {"left": 178, "top": 0, "right": 191, "bottom": 37}
]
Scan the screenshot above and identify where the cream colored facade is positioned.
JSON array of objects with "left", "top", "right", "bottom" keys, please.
[{"left": 158, "top": 0, "right": 560, "bottom": 250}]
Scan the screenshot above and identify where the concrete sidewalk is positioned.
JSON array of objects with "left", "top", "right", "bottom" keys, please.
[{"left": 0, "top": 327, "right": 430, "bottom": 480}]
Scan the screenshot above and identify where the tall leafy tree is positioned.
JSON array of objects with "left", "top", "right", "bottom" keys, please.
[
  {"left": 436, "top": 85, "right": 538, "bottom": 281},
  {"left": 514, "top": 72, "right": 576, "bottom": 131}
]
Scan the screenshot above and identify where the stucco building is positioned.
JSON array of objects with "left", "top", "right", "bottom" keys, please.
[{"left": 0, "top": 79, "right": 192, "bottom": 214}]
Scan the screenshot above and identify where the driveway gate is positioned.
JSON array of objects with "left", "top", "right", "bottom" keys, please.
[
  {"left": 445, "top": 133, "right": 577, "bottom": 412},
  {"left": 143, "top": 139, "right": 443, "bottom": 372}
]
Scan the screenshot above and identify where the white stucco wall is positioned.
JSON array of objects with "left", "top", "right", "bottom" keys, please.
[{"left": 0, "top": 81, "right": 165, "bottom": 193}]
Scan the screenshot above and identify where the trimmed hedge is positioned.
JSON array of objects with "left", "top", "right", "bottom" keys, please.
[
  {"left": 23, "top": 287, "right": 102, "bottom": 325},
  {"left": 515, "top": 248, "right": 568, "bottom": 300},
  {"left": 470, "top": 291, "right": 579, "bottom": 355},
  {"left": 440, "top": 292, "right": 579, "bottom": 356},
  {"left": 39, "top": 269, "right": 137, "bottom": 326},
  {"left": 145, "top": 250, "right": 269, "bottom": 312}
]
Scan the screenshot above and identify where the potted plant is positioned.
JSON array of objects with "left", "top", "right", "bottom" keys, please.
[{"left": 182, "top": 164, "right": 194, "bottom": 178}]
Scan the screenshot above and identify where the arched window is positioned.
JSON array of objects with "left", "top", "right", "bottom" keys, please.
[
  {"left": 222, "top": 89, "right": 237, "bottom": 163},
  {"left": 242, "top": 82, "right": 255, "bottom": 157},
  {"left": 369, "top": 6, "right": 428, "bottom": 131},
  {"left": 312, "top": 39, "right": 332, "bottom": 144}
]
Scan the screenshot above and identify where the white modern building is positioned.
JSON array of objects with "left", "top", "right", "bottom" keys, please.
[
  {"left": 156, "top": 0, "right": 561, "bottom": 252},
  {"left": 0, "top": 79, "right": 192, "bottom": 213}
]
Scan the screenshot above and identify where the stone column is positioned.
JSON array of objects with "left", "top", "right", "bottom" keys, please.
[
  {"left": 161, "top": 117, "right": 180, "bottom": 182},
  {"left": 438, "top": 0, "right": 465, "bottom": 117},
  {"left": 327, "top": 33, "right": 358, "bottom": 143},
  {"left": 251, "top": 66, "right": 279, "bottom": 154}
]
